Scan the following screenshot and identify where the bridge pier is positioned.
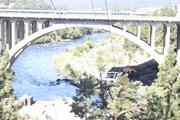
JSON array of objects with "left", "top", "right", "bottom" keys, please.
[
  {"left": 11, "top": 20, "right": 16, "bottom": 48},
  {"left": 31, "top": 20, "right": 37, "bottom": 34},
  {"left": 6, "top": 20, "right": 11, "bottom": 50},
  {"left": 24, "top": 20, "right": 30, "bottom": 38},
  {"left": 123, "top": 24, "right": 127, "bottom": 32},
  {"left": 137, "top": 24, "right": 141, "bottom": 39},
  {"left": 18, "top": 21, "right": 25, "bottom": 41},
  {"left": 37, "top": 20, "right": 43, "bottom": 31}
]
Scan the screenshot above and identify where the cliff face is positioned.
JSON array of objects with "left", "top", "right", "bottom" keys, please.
[{"left": 108, "top": 59, "right": 159, "bottom": 85}]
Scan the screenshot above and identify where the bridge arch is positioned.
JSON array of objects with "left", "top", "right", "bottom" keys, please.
[{"left": 8, "top": 24, "right": 163, "bottom": 65}]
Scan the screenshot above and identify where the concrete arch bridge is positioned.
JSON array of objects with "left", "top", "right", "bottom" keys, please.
[{"left": 0, "top": 9, "right": 179, "bottom": 65}]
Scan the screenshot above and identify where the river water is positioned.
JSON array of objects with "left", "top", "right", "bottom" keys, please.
[{"left": 11, "top": 32, "right": 109, "bottom": 101}]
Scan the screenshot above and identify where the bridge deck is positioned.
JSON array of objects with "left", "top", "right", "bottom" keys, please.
[{"left": 0, "top": 9, "right": 179, "bottom": 23}]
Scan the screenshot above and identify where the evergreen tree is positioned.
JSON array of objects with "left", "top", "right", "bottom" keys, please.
[
  {"left": 0, "top": 50, "right": 18, "bottom": 120},
  {"left": 71, "top": 74, "right": 145, "bottom": 120},
  {"left": 134, "top": 45, "right": 180, "bottom": 119},
  {"left": 71, "top": 76, "right": 105, "bottom": 120},
  {"left": 106, "top": 74, "right": 145, "bottom": 120}
]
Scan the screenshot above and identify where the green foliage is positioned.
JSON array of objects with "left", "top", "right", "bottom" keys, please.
[
  {"left": 127, "top": 23, "right": 137, "bottom": 35},
  {"left": 54, "top": 38, "right": 95, "bottom": 82},
  {"left": 105, "top": 74, "right": 144, "bottom": 119},
  {"left": 150, "top": 6, "right": 177, "bottom": 47},
  {"left": 71, "top": 73, "right": 144, "bottom": 120},
  {"left": 123, "top": 40, "right": 139, "bottom": 65},
  {"left": 155, "top": 24, "right": 164, "bottom": 46},
  {"left": 14, "top": 0, "right": 52, "bottom": 9},
  {"left": 67, "top": 37, "right": 94, "bottom": 57},
  {"left": 0, "top": 0, "right": 14, "bottom": 6},
  {"left": 71, "top": 76, "right": 105, "bottom": 119},
  {"left": 123, "top": 40, "right": 138, "bottom": 52},
  {"left": 0, "top": 50, "right": 18, "bottom": 120},
  {"left": 35, "top": 27, "right": 100, "bottom": 44},
  {"left": 70, "top": 45, "right": 179, "bottom": 120},
  {"left": 150, "top": 6, "right": 177, "bottom": 17},
  {"left": 133, "top": 45, "right": 180, "bottom": 120},
  {"left": 140, "top": 23, "right": 151, "bottom": 42}
]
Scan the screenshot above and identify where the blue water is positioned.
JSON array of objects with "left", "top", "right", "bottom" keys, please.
[{"left": 11, "top": 32, "right": 109, "bottom": 100}]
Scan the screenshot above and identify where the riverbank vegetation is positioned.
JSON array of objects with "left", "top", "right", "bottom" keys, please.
[
  {"left": 34, "top": 27, "right": 102, "bottom": 44},
  {"left": 71, "top": 45, "right": 180, "bottom": 120},
  {"left": 53, "top": 33, "right": 149, "bottom": 82}
]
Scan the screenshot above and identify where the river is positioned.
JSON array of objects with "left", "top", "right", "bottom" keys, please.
[{"left": 11, "top": 32, "right": 109, "bottom": 101}]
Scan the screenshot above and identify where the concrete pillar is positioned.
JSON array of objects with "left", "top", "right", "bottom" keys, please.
[
  {"left": 18, "top": 21, "right": 24, "bottom": 41},
  {"left": 31, "top": 21, "right": 37, "bottom": 34},
  {"left": 43, "top": 21, "right": 50, "bottom": 28},
  {"left": 150, "top": 23, "right": 156, "bottom": 50},
  {"left": 37, "top": 20, "right": 43, "bottom": 31},
  {"left": 11, "top": 20, "right": 16, "bottom": 48},
  {"left": 123, "top": 25, "right": 127, "bottom": 32},
  {"left": 0, "top": 19, "right": 2, "bottom": 51},
  {"left": 6, "top": 20, "right": 11, "bottom": 50},
  {"left": 164, "top": 24, "right": 171, "bottom": 55},
  {"left": 176, "top": 24, "right": 180, "bottom": 65},
  {"left": 137, "top": 25, "right": 141, "bottom": 38},
  {"left": 24, "top": 20, "right": 29, "bottom": 38}
]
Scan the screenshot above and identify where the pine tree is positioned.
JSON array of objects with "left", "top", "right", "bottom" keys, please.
[
  {"left": 106, "top": 74, "right": 145, "bottom": 120},
  {"left": 136, "top": 45, "right": 180, "bottom": 119},
  {"left": 71, "top": 76, "right": 106, "bottom": 120},
  {"left": 0, "top": 50, "right": 18, "bottom": 120}
]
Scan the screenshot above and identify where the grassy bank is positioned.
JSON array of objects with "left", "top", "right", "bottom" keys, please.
[{"left": 53, "top": 33, "right": 150, "bottom": 82}]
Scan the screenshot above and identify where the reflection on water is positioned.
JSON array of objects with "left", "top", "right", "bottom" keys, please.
[{"left": 11, "top": 32, "right": 109, "bottom": 100}]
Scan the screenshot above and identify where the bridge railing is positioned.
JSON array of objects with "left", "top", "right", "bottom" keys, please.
[{"left": 0, "top": 9, "right": 148, "bottom": 18}]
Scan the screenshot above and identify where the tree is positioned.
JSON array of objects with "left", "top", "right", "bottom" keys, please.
[
  {"left": 13, "top": 0, "right": 52, "bottom": 9},
  {"left": 134, "top": 45, "right": 180, "bottom": 119},
  {"left": 71, "top": 76, "right": 105, "bottom": 120},
  {"left": 0, "top": 50, "right": 18, "bottom": 120},
  {"left": 106, "top": 74, "right": 144, "bottom": 120},
  {"left": 150, "top": 6, "right": 177, "bottom": 17},
  {"left": 70, "top": 73, "right": 145, "bottom": 120}
]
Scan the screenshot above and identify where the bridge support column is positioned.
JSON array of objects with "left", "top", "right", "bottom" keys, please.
[
  {"left": 123, "top": 25, "right": 127, "bottom": 32},
  {"left": 177, "top": 24, "right": 180, "bottom": 65},
  {"left": 0, "top": 20, "right": 2, "bottom": 51},
  {"left": 24, "top": 20, "right": 29, "bottom": 38},
  {"left": 137, "top": 25, "right": 141, "bottom": 38},
  {"left": 37, "top": 20, "right": 43, "bottom": 31},
  {"left": 43, "top": 21, "right": 50, "bottom": 28},
  {"left": 150, "top": 23, "right": 156, "bottom": 50},
  {"left": 5, "top": 21, "right": 11, "bottom": 50},
  {"left": 11, "top": 20, "right": 16, "bottom": 48},
  {"left": 164, "top": 24, "right": 171, "bottom": 55}
]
